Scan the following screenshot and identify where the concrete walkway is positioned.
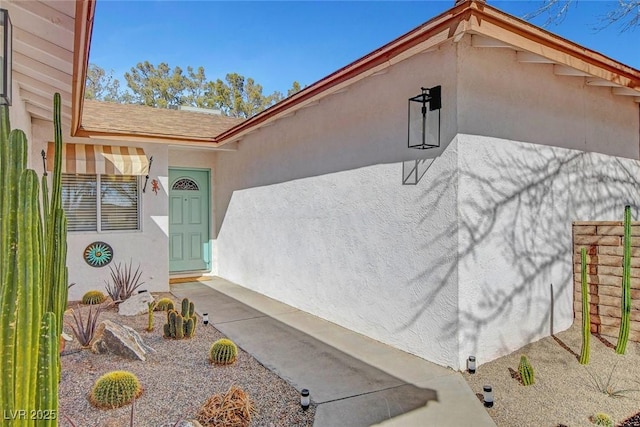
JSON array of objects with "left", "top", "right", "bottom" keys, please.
[{"left": 171, "top": 277, "right": 496, "bottom": 427}]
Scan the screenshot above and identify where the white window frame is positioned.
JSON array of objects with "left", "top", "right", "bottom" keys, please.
[{"left": 62, "top": 173, "right": 142, "bottom": 233}]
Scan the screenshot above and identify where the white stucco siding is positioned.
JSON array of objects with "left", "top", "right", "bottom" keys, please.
[
  {"left": 31, "top": 120, "right": 170, "bottom": 300},
  {"left": 216, "top": 46, "right": 463, "bottom": 368},
  {"left": 456, "top": 134, "right": 640, "bottom": 368},
  {"left": 7, "top": 82, "right": 32, "bottom": 145},
  {"left": 456, "top": 36, "right": 639, "bottom": 159}
]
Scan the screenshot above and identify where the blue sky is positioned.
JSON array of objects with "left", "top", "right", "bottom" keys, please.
[{"left": 89, "top": 1, "right": 639, "bottom": 96}]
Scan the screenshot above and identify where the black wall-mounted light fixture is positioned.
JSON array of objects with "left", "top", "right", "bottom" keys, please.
[
  {"left": 407, "top": 85, "right": 441, "bottom": 149},
  {"left": 0, "top": 8, "right": 11, "bottom": 106}
]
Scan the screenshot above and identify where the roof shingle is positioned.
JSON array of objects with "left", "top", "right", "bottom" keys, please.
[{"left": 80, "top": 100, "right": 243, "bottom": 141}]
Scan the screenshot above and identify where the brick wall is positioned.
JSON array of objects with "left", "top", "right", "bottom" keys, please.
[{"left": 573, "top": 222, "right": 640, "bottom": 342}]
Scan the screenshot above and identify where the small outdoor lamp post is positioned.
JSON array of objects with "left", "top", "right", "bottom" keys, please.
[
  {"left": 0, "top": 8, "right": 12, "bottom": 106},
  {"left": 407, "top": 85, "right": 441, "bottom": 149},
  {"left": 483, "top": 385, "right": 494, "bottom": 408},
  {"left": 203, "top": 312, "right": 209, "bottom": 325},
  {"left": 300, "top": 389, "right": 310, "bottom": 410},
  {"left": 467, "top": 356, "right": 476, "bottom": 374}
]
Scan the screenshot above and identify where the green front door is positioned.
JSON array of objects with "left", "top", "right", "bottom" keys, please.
[{"left": 169, "top": 168, "right": 210, "bottom": 272}]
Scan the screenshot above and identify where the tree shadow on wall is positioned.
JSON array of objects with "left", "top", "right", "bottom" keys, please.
[{"left": 401, "top": 140, "right": 640, "bottom": 359}]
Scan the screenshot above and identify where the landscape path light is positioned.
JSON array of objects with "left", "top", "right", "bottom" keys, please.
[
  {"left": 467, "top": 356, "right": 476, "bottom": 374},
  {"left": 300, "top": 389, "right": 310, "bottom": 410},
  {"left": 483, "top": 385, "right": 494, "bottom": 408}
]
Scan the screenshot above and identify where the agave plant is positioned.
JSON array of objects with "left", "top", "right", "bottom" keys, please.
[
  {"left": 105, "top": 260, "right": 145, "bottom": 303},
  {"left": 66, "top": 303, "right": 107, "bottom": 347}
]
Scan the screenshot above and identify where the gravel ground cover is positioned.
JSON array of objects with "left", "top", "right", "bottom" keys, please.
[
  {"left": 463, "top": 323, "right": 640, "bottom": 427},
  {"left": 59, "top": 294, "right": 315, "bottom": 426}
]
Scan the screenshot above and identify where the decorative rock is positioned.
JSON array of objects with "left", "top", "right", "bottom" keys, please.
[
  {"left": 91, "top": 320, "right": 155, "bottom": 361},
  {"left": 118, "top": 291, "right": 155, "bottom": 316},
  {"left": 159, "top": 421, "right": 203, "bottom": 427}
]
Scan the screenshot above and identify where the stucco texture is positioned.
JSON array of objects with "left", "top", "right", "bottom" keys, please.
[
  {"left": 216, "top": 46, "right": 463, "bottom": 368},
  {"left": 31, "top": 119, "right": 170, "bottom": 301},
  {"left": 456, "top": 134, "right": 640, "bottom": 369},
  {"left": 214, "top": 34, "right": 640, "bottom": 370}
]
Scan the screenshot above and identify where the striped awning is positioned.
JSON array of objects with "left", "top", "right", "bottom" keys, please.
[{"left": 46, "top": 143, "right": 149, "bottom": 176}]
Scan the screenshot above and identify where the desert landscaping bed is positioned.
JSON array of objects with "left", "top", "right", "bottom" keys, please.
[
  {"left": 59, "top": 294, "right": 315, "bottom": 426},
  {"left": 463, "top": 323, "right": 640, "bottom": 427}
]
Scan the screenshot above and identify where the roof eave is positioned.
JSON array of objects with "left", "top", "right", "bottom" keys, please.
[
  {"left": 467, "top": 2, "right": 640, "bottom": 88},
  {"left": 69, "top": 0, "right": 640, "bottom": 146},
  {"left": 212, "top": 3, "right": 474, "bottom": 146},
  {"left": 213, "top": 0, "right": 640, "bottom": 146},
  {"left": 74, "top": 127, "right": 235, "bottom": 149}
]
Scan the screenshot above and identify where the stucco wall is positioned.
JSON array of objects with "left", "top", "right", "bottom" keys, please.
[
  {"left": 215, "top": 45, "right": 464, "bottom": 368},
  {"left": 7, "top": 81, "right": 32, "bottom": 143},
  {"left": 31, "top": 119, "right": 170, "bottom": 300},
  {"left": 456, "top": 35, "right": 639, "bottom": 159},
  {"left": 456, "top": 134, "right": 640, "bottom": 368}
]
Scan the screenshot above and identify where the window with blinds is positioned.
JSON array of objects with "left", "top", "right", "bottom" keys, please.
[{"left": 62, "top": 174, "right": 140, "bottom": 232}]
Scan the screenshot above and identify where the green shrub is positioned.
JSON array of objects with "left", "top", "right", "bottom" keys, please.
[
  {"left": 210, "top": 338, "right": 238, "bottom": 365},
  {"left": 89, "top": 371, "right": 142, "bottom": 409},
  {"left": 82, "top": 290, "right": 106, "bottom": 305}
]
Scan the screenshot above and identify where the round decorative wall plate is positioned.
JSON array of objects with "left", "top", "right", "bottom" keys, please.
[{"left": 84, "top": 242, "right": 114, "bottom": 267}]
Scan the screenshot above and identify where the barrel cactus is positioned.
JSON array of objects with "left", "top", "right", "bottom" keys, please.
[
  {"left": 89, "top": 371, "right": 142, "bottom": 409},
  {"left": 82, "top": 290, "right": 106, "bottom": 305},
  {"left": 210, "top": 338, "right": 238, "bottom": 365},
  {"left": 518, "top": 355, "right": 535, "bottom": 386},
  {"left": 591, "top": 412, "right": 614, "bottom": 427},
  {"left": 154, "top": 297, "right": 175, "bottom": 311}
]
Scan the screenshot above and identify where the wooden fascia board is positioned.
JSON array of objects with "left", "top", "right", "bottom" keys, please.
[
  {"left": 467, "top": 4, "right": 640, "bottom": 90},
  {"left": 71, "top": 0, "right": 95, "bottom": 138},
  {"left": 74, "top": 127, "right": 230, "bottom": 148}
]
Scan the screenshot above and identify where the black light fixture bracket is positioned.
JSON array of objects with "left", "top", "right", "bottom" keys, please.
[
  {"left": 0, "top": 8, "right": 12, "bottom": 106},
  {"left": 407, "top": 85, "right": 442, "bottom": 150},
  {"left": 142, "top": 156, "right": 154, "bottom": 193}
]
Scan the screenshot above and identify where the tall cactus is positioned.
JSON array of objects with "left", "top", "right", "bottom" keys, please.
[
  {"left": 0, "top": 93, "right": 68, "bottom": 425},
  {"left": 579, "top": 247, "right": 590, "bottom": 364},
  {"left": 163, "top": 298, "right": 197, "bottom": 339},
  {"left": 616, "top": 205, "right": 632, "bottom": 355},
  {"left": 518, "top": 355, "right": 535, "bottom": 386}
]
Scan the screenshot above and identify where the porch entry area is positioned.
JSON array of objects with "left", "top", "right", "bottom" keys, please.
[{"left": 169, "top": 168, "right": 211, "bottom": 272}]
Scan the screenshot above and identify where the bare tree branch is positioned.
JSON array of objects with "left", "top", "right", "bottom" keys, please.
[{"left": 525, "top": 0, "right": 640, "bottom": 32}]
